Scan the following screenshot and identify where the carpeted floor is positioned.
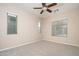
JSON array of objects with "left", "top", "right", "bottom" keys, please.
[{"left": 0, "top": 40, "right": 79, "bottom": 56}]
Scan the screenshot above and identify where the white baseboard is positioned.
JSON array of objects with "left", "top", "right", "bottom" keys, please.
[
  {"left": 0, "top": 39, "right": 40, "bottom": 52},
  {"left": 43, "top": 39, "right": 79, "bottom": 48}
]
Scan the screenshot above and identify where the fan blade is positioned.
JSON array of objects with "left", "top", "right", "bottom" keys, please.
[
  {"left": 46, "top": 9, "right": 52, "bottom": 13},
  {"left": 33, "top": 7, "right": 42, "bottom": 9},
  {"left": 47, "top": 3, "right": 57, "bottom": 8},
  {"left": 42, "top": 3, "right": 46, "bottom": 7},
  {"left": 40, "top": 10, "right": 44, "bottom": 14}
]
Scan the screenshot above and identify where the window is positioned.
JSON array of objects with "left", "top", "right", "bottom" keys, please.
[
  {"left": 7, "top": 13, "right": 17, "bottom": 34},
  {"left": 38, "top": 21, "right": 41, "bottom": 33},
  {"left": 52, "top": 18, "right": 68, "bottom": 37}
]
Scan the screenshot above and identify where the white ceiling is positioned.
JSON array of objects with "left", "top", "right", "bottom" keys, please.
[
  {"left": 1, "top": 3, "right": 79, "bottom": 18},
  {"left": 14, "top": 3, "right": 64, "bottom": 18},
  {"left": 14, "top": 3, "right": 44, "bottom": 18},
  {"left": 14, "top": 3, "right": 79, "bottom": 18}
]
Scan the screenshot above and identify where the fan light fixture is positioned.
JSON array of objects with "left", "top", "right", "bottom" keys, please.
[{"left": 33, "top": 3, "right": 57, "bottom": 14}]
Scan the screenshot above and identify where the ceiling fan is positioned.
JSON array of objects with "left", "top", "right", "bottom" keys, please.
[{"left": 33, "top": 3, "right": 57, "bottom": 14}]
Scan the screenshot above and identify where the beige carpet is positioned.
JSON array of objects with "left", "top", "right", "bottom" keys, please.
[{"left": 0, "top": 40, "right": 79, "bottom": 56}]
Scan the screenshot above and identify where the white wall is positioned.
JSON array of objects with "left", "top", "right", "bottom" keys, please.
[
  {"left": 0, "top": 3, "right": 79, "bottom": 51},
  {"left": 0, "top": 4, "right": 41, "bottom": 51},
  {"left": 42, "top": 4, "right": 79, "bottom": 47}
]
